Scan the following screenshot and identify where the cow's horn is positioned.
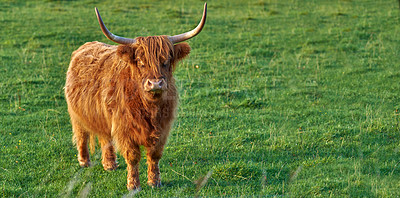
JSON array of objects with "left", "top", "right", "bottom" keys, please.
[
  {"left": 95, "top": 7, "right": 137, "bottom": 44},
  {"left": 168, "top": 3, "right": 207, "bottom": 44}
]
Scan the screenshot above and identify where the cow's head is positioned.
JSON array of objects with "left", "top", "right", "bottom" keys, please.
[{"left": 95, "top": 3, "right": 206, "bottom": 101}]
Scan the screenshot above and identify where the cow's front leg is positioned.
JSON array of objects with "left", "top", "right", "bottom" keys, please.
[
  {"left": 121, "top": 144, "right": 141, "bottom": 191},
  {"left": 145, "top": 145, "right": 165, "bottom": 187},
  {"left": 99, "top": 136, "right": 117, "bottom": 171}
]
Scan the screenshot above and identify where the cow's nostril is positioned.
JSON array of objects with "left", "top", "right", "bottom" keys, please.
[
  {"left": 147, "top": 79, "right": 153, "bottom": 87},
  {"left": 145, "top": 79, "right": 166, "bottom": 91}
]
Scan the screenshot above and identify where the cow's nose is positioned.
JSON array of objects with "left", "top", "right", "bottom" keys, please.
[{"left": 145, "top": 79, "right": 166, "bottom": 91}]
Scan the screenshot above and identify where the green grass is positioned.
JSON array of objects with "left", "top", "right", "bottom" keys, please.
[{"left": 1, "top": 0, "right": 400, "bottom": 197}]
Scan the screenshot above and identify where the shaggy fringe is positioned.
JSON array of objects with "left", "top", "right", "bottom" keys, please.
[{"left": 135, "top": 36, "right": 174, "bottom": 75}]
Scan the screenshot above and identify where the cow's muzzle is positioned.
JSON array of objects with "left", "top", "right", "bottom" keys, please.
[{"left": 144, "top": 78, "right": 167, "bottom": 92}]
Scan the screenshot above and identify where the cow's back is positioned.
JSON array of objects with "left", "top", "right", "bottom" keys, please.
[{"left": 65, "top": 41, "right": 117, "bottom": 135}]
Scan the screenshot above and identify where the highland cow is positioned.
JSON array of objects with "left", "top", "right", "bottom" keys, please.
[{"left": 64, "top": 3, "right": 207, "bottom": 191}]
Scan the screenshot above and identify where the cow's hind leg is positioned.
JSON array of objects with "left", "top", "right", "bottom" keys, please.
[
  {"left": 99, "top": 136, "right": 118, "bottom": 170},
  {"left": 145, "top": 145, "right": 164, "bottom": 187},
  {"left": 71, "top": 118, "right": 91, "bottom": 167}
]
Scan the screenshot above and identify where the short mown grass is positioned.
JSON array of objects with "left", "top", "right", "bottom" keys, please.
[{"left": 1, "top": 0, "right": 400, "bottom": 197}]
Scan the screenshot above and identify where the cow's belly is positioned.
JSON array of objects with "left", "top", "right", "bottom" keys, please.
[{"left": 65, "top": 81, "right": 112, "bottom": 136}]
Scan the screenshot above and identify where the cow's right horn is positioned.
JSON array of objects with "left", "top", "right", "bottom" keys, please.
[
  {"left": 168, "top": 3, "right": 207, "bottom": 44},
  {"left": 95, "top": 7, "right": 137, "bottom": 45}
]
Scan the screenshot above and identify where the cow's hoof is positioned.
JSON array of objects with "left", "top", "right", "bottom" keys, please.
[
  {"left": 127, "top": 184, "right": 141, "bottom": 192},
  {"left": 103, "top": 161, "right": 118, "bottom": 171},
  {"left": 147, "top": 180, "right": 162, "bottom": 188},
  {"left": 78, "top": 160, "right": 91, "bottom": 167}
]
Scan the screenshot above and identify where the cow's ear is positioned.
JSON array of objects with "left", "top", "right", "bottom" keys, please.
[
  {"left": 173, "top": 42, "right": 191, "bottom": 63},
  {"left": 117, "top": 45, "right": 136, "bottom": 64}
]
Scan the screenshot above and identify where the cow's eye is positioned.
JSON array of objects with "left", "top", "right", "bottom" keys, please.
[
  {"left": 137, "top": 59, "right": 145, "bottom": 68},
  {"left": 162, "top": 60, "right": 169, "bottom": 68}
]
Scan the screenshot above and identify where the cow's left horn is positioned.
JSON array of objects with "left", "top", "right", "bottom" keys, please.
[
  {"left": 95, "top": 7, "right": 137, "bottom": 44},
  {"left": 168, "top": 3, "right": 207, "bottom": 44}
]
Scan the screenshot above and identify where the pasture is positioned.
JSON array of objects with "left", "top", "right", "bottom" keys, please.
[{"left": 1, "top": 0, "right": 400, "bottom": 196}]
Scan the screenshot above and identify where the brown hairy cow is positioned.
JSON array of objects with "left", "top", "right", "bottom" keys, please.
[{"left": 64, "top": 3, "right": 207, "bottom": 191}]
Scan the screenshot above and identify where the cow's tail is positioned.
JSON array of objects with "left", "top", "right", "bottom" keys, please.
[{"left": 89, "top": 134, "right": 96, "bottom": 154}]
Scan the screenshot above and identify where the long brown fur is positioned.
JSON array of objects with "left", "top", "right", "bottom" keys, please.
[{"left": 65, "top": 36, "right": 191, "bottom": 190}]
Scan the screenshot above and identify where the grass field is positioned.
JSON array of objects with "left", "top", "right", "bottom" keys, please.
[{"left": 1, "top": 0, "right": 400, "bottom": 197}]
